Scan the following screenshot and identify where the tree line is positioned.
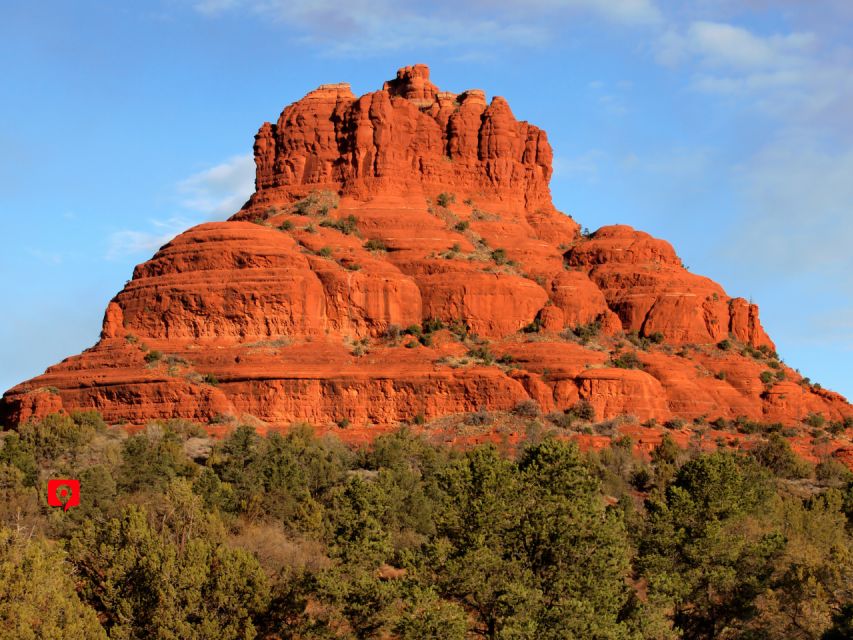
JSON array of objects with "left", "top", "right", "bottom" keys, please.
[{"left": 0, "top": 410, "right": 851, "bottom": 639}]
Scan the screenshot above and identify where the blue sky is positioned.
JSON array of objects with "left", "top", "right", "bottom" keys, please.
[{"left": 1, "top": 0, "right": 851, "bottom": 400}]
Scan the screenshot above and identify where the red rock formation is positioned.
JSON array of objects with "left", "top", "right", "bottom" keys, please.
[{"left": 2, "top": 65, "right": 851, "bottom": 464}]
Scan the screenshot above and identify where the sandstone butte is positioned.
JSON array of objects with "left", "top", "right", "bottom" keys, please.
[{"left": 3, "top": 65, "right": 851, "bottom": 465}]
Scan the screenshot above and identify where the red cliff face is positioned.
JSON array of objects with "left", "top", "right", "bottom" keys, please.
[{"left": 3, "top": 65, "right": 851, "bottom": 463}]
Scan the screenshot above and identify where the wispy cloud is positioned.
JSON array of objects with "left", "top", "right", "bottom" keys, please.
[
  {"left": 106, "top": 217, "right": 196, "bottom": 260},
  {"left": 657, "top": 21, "right": 814, "bottom": 69},
  {"left": 106, "top": 154, "right": 255, "bottom": 260},
  {"left": 177, "top": 153, "right": 255, "bottom": 216},
  {"left": 191, "top": 0, "right": 661, "bottom": 56}
]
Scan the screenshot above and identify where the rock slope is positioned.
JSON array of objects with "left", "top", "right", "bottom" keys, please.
[{"left": 3, "top": 65, "right": 851, "bottom": 461}]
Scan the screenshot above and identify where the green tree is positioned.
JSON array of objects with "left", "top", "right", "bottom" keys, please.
[
  {"left": 744, "top": 489, "right": 853, "bottom": 639},
  {"left": 639, "top": 453, "right": 784, "bottom": 638},
  {"left": 393, "top": 585, "right": 468, "bottom": 639},
  {"left": 70, "top": 485, "right": 269, "bottom": 640},
  {"left": 0, "top": 527, "right": 106, "bottom": 639},
  {"left": 117, "top": 427, "right": 195, "bottom": 493}
]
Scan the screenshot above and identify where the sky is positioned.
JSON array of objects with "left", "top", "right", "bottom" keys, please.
[{"left": 1, "top": 0, "right": 851, "bottom": 400}]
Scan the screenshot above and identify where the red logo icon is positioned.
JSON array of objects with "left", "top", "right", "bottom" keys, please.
[{"left": 47, "top": 479, "right": 80, "bottom": 511}]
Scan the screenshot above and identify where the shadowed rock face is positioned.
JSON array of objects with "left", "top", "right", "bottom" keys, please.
[{"left": 3, "top": 65, "right": 851, "bottom": 463}]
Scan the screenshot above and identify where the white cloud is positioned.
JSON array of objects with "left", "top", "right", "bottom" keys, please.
[
  {"left": 177, "top": 153, "right": 255, "bottom": 216},
  {"left": 106, "top": 154, "right": 256, "bottom": 259},
  {"left": 687, "top": 21, "right": 813, "bottom": 69},
  {"left": 490, "top": 0, "right": 662, "bottom": 25},
  {"left": 106, "top": 217, "right": 196, "bottom": 260},
  {"left": 656, "top": 20, "right": 814, "bottom": 70},
  {"left": 191, "top": 0, "right": 661, "bottom": 56}
]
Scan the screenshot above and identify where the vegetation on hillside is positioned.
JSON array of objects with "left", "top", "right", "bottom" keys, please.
[{"left": 0, "top": 411, "right": 851, "bottom": 639}]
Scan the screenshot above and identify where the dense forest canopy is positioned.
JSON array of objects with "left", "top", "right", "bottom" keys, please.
[{"left": 0, "top": 411, "right": 851, "bottom": 639}]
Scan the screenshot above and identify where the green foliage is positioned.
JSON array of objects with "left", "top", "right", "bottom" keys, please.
[
  {"left": 319, "top": 214, "right": 358, "bottom": 235},
  {"left": 611, "top": 350, "right": 643, "bottom": 369},
  {"left": 70, "top": 496, "right": 269, "bottom": 639},
  {"left": 751, "top": 433, "right": 811, "bottom": 479},
  {"left": 561, "top": 320, "right": 602, "bottom": 344},
  {"left": 316, "top": 246, "right": 333, "bottom": 258},
  {"left": 0, "top": 527, "right": 106, "bottom": 639},
  {"left": 805, "top": 412, "right": 826, "bottom": 429},
  {"left": 639, "top": 453, "right": 784, "bottom": 638},
  {"left": 144, "top": 349, "right": 163, "bottom": 363},
  {"left": 490, "top": 247, "right": 509, "bottom": 265},
  {"left": 467, "top": 345, "right": 495, "bottom": 365},
  {"left": 1, "top": 411, "right": 850, "bottom": 639},
  {"left": 512, "top": 399, "right": 540, "bottom": 418},
  {"left": 291, "top": 189, "right": 339, "bottom": 216},
  {"left": 363, "top": 237, "right": 387, "bottom": 252},
  {"left": 436, "top": 192, "right": 455, "bottom": 207},
  {"left": 118, "top": 428, "right": 195, "bottom": 493},
  {"left": 453, "top": 220, "right": 469, "bottom": 232}
]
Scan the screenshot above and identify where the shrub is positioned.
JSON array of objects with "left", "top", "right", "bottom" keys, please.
[
  {"left": 490, "top": 248, "right": 509, "bottom": 265},
  {"left": 711, "top": 417, "right": 729, "bottom": 430},
  {"left": 454, "top": 220, "right": 469, "bottom": 232},
  {"left": 364, "top": 238, "right": 387, "bottom": 252},
  {"left": 144, "top": 350, "right": 163, "bottom": 364},
  {"left": 317, "top": 246, "right": 333, "bottom": 258},
  {"left": 815, "top": 458, "right": 852, "bottom": 485},
  {"left": 522, "top": 316, "right": 542, "bottom": 334},
  {"left": 750, "top": 433, "right": 810, "bottom": 479},
  {"left": 665, "top": 417, "right": 686, "bottom": 430},
  {"left": 546, "top": 412, "right": 575, "bottom": 429},
  {"left": 735, "top": 420, "right": 762, "bottom": 435},
  {"left": 292, "top": 189, "right": 339, "bottom": 215},
  {"left": 757, "top": 344, "right": 778, "bottom": 359},
  {"left": 464, "top": 409, "right": 491, "bottom": 426},
  {"left": 569, "top": 400, "right": 596, "bottom": 422},
  {"left": 413, "top": 413, "right": 426, "bottom": 425},
  {"left": 383, "top": 324, "right": 402, "bottom": 341},
  {"left": 319, "top": 214, "right": 358, "bottom": 235},
  {"left": 403, "top": 325, "right": 423, "bottom": 337},
  {"left": 631, "top": 467, "right": 653, "bottom": 491},
  {"left": 804, "top": 412, "right": 825, "bottom": 429},
  {"left": 562, "top": 321, "right": 601, "bottom": 344},
  {"left": 513, "top": 399, "right": 540, "bottom": 418},
  {"left": 422, "top": 317, "right": 445, "bottom": 334},
  {"left": 436, "top": 192, "right": 455, "bottom": 207},
  {"left": 648, "top": 331, "right": 665, "bottom": 344},
  {"left": 336, "top": 418, "right": 351, "bottom": 428},
  {"left": 467, "top": 346, "right": 494, "bottom": 365},
  {"left": 717, "top": 338, "right": 732, "bottom": 351},
  {"left": 759, "top": 371, "right": 774, "bottom": 385},
  {"left": 714, "top": 371, "right": 727, "bottom": 380},
  {"left": 202, "top": 373, "right": 219, "bottom": 386},
  {"left": 278, "top": 220, "right": 294, "bottom": 231},
  {"left": 612, "top": 351, "right": 642, "bottom": 370}
]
